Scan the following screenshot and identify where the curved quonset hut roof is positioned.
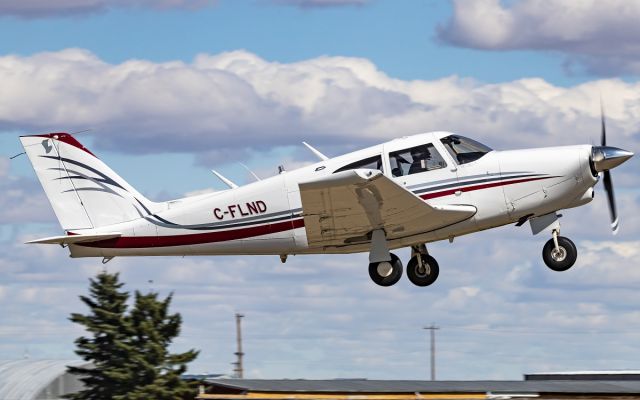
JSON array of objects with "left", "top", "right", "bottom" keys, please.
[{"left": 0, "top": 359, "right": 89, "bottom": 400}]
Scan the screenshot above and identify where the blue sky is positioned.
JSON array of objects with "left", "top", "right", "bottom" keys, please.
[{"left": 1, "top": 0, "right": 640, "bottom": 381}]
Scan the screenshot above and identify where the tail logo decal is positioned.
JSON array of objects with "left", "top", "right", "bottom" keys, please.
[{"left": 42, "top": 139, "right": 53, "bottom": 154}]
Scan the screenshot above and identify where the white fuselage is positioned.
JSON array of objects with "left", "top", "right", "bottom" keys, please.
[{"left": 68, "top": 132, "right": 597, "bottom": 258}]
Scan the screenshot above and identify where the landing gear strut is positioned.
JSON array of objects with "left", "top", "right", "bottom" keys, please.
[
  {"left": 368, "top": 229, "right": 403, "bottom": 287},
  {"left": 530, "top": 213, "right": 578, "bottom": 272},
  {"left": 367, "top": 231, "right": 440, "bottom": 287},
  {"left": 542, "top": 229, "right": 577, "bottom": 271},
  {"left": 406, "top": 244, "right": 439, "bottom": 287}
]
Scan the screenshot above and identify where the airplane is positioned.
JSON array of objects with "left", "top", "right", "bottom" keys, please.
[{"left": 18, "top": 116, "right": 633, "bottom": 287}]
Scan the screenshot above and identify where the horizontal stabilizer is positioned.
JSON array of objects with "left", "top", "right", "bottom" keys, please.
[{"left": 26, "top": 233, "right": 122, "bottom": 245}]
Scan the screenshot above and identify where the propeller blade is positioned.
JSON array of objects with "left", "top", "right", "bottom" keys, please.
[
  {"left": 597, "top": 100, "right": 627, "bottom": 234},
  {"left": 603, "top": 169, "right": 618, "bottom": 234},
  {"left": 601, "top": 102, "right": 607, "bottom": 146}
]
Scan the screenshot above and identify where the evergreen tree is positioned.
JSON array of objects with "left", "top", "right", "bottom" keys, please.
[
  {"left": 67, "top": 271, "right": 135, "bottom": 400},
  {"left": 68, "top": 272, "right": 199, "bottom": 400},
  {"left": 116, "top": 291, "right": 199, "bottom": 400}
]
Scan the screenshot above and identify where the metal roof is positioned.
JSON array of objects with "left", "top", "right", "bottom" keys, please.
[
  {"left": 0, "top": 359, "right": 88, "bottom": 400},
  {"left": 525, "top": 370, "right": 640, "bottom": 381},
  {"left": 529, "top": 370, "right": 640, "bottom": 375},
  {"left": 205, "top": 378, "right": 640, "bottom": 395}
]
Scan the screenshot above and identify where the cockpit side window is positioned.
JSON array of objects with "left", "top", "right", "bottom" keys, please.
[
  {"left": 440, "top": 135, "right": 492, "bottom": 165},
  {"left": 388, "top": 143, "right": 446, "bottom": 178},
  {"left": 333, "top": 155, "right": 383, "bottom": 174}
]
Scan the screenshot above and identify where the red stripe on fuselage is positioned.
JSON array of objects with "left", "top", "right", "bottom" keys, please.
[
  {"left": 78, "top": 175, "right": 555, "bottom": 249},
  {"left": 420, "top": 176, "right": 552, "bottom": 200},
  {"left": 79, "top": 218, "right": 305, "bottom": 249}
]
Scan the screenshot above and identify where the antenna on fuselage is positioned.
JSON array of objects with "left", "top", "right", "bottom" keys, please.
[
  {"left": 302, "top": 141, "right": 329, "bottom": 161},
  {"left": 211, "top": 170, "right": 238, "bottom": 189},
  {"left": 239, "top": 163, "right": 261, "bottom": 181}
]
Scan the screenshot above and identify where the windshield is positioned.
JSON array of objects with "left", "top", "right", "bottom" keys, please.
[{"left": 440, "top": 135, "right": 492, "bottom": 164}]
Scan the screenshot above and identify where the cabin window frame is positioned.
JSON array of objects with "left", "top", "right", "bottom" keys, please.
[
  {"left": 388, "top": 143, "right": 447, "bottom": 178},
  {"left": 333, "top": 154, "right": 384, "bottom": 174}
]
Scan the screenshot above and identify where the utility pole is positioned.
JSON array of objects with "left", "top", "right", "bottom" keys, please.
[
  {"left": 423, "top": 324, "right": 439, "bottom": 380},
  {"left": 233, "top": 313, "right": 244, "bottom": 379}
]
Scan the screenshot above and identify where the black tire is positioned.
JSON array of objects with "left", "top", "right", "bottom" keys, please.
[
  {"left": 406, "top": 254, "right": 440, "bottom": 287},
  {"left": 368, "top": 253, "right": 403, "bottom": 287},
  {"left": 542, "top": 236, "right": 577, "bottom": 272}
]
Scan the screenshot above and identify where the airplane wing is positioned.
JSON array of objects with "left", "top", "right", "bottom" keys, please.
[
  {"left": 299, "top": 169, "right": 476, "bottom": 247},
  {"left": 25, "top": 233, "right": 122, "bottom": 245}
]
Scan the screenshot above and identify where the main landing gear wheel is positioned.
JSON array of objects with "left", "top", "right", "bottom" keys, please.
[
  {"left": 542, "top": 236, "right": 577, "bottom": 272},
  {"left": 407, "top": 254, "right": 440, "bottom": 287},
  {"left": 369, "top": 253, "right": 403, "bottom": 287}
]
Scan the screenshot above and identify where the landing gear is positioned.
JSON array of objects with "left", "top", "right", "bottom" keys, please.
[
  {"left": 530, "top": 213, "right": 578, "bottom": 272},
  {"left": 407, "top": 254, "right": 439, "bottom": 287},
  {"left": 542, "top": 232, "right": 577, "bottom": 271},
  {"left": 368, "top": 253, "right": 403, "bottom": 286},
  {"left": 406, "top": 244, "right": 439, "bottom": 287},
  {"left": 367, "top": 231, "right": 439, "bottom": 287}
]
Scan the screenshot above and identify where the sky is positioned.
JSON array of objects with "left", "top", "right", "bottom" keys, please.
[{"left": 1, "top": 0, "right": 640, "bottom": 381}]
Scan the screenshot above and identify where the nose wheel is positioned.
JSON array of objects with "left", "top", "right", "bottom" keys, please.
[
  {"left": 542, "top": 231, "right": 577, "bottom": 271},
  {"left": 368, "top": 253, "right": 403, "bottom": 286}
]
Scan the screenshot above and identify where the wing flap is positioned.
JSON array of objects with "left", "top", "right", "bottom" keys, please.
[
  {"left": 26, "top": 233, "right": 122, "bottom": 245},
  {"left": 299, "top": 169, "right": 475, "bottom": 247}
]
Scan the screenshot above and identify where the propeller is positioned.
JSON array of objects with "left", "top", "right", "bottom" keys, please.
[
  {"left": 601, "top": 110, "right": 618, "bottom": 234},
  {"left": 590, "top": 105, "right": 634, "bottom": 234}
]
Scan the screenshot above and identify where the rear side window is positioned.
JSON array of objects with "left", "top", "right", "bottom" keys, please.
[{"left": 334, "top": 155, "right": 383, "bottom": 173}]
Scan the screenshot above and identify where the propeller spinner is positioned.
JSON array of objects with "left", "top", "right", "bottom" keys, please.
[{"left": 590, "top": 109, "right": 634, "bottom": 234}]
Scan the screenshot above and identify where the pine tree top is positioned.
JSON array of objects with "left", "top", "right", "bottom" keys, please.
[{"left": 67, "top": 271, "right": 198, "bottom": 400}]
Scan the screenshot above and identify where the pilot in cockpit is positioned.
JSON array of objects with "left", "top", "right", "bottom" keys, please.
[{"left": 408, "top": 146, "right": 431, "bottom": 174}]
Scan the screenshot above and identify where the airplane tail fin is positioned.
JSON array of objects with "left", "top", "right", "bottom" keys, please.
[{"left": 20, "top": 133, "right": 155, "bottom": 231}]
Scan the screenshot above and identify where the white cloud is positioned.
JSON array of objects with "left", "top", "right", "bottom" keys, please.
[
  {"left": 2, "top": 49, "right": 640, "bottom": 166},
  {"left": 0, "top": 173, "right": 57, "bottom": 224},
  {"left": 0, "top": 0, "right": 216, "bottom": 18},
  {"left": 434, "top": 286, "right": 480, "bottom": 309},
  {"left": 438, "top": 0, "right": 640, "bottom": 75},
  {"left": 550, "top": 240, "right": 640, "bottom": 286}
]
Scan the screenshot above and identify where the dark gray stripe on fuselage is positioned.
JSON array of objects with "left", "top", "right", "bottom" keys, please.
[
  {"left": 135, "top": 198, "right": 153, "bottom": 215},
  {"left": 407, "top": 171, "right": 538, "bottom": 191},
  {"left": 412, "top": 173, "right": 545, "bottom": 195},
  {"left": 147, "top": 208, "right": 304, "bottom": 231}
]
